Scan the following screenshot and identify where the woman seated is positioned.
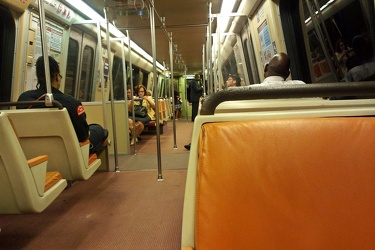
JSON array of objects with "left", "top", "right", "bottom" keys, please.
[
  {"left": 129, "top": 84, "right": 156, "bottom": 125},
  {"left": 128, "top": 118, "right": 144, "bottom": 145}
]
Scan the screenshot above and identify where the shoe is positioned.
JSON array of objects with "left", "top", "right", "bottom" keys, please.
[
  {"left": 130, "top": 139, "right": 135, "bottom": 145},
  {"left": 184, "top": 143, "right": 191, "bottom": 150}
]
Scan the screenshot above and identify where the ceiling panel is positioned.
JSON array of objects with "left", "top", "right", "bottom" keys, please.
[{"left": 83, "top": 0, "right": 222, "bottom": 75}]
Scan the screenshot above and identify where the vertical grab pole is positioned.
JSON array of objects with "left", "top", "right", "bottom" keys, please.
[
  {"left": 120, "top": 37, "right": 130, "bottom": 154},
  {"left": 202, "top": 44, "right": 206, "bottom": 97},
  {"left": 217, "top": 14, "right": 222, "bottom": 91},
  {"left": 103, "top": 7, "right": 119, "bottom": 171},
  {"left": 149, "top": 0, "right": 163, "bottom": 181},
  {"left": 96, "top": 21, "right": 107, "bottom": 129},
  {"left": 169, "top": 32, "right": 177, "bottom": 149},
  {"left": 207, "top": 2, "right": 213, "bottom": 95},
  {"left": 127, "top": 31, "right": 137, "bottom": 154},
  {"left": 37, "top": 0, "right": 53, "bottom": 106},
  {"left": 185, "top": 74, "right": 189, "bottom": 123}
]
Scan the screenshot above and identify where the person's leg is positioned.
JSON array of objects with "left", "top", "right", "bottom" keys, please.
[
  {"left": 135, "top": 115, "right": 151, "bottom": 125},
  {"left": 135, "top": 121, "right": 144, "bottom": 138},
  {"left": 129, "top": 119, "right": 136, "bottom": 145},
  {"left": 89, "top": 124, "right": 108, "bottom": 154},
  {"left": 192, "top": 102, "right": 198, "bottom": 121}
]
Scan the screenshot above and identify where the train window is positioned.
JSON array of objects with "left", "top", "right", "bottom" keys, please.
[
  {"left": 0, "top": 5, "right": 15, "bottom": 105},
  {"left": 303, "top": 0, "right": 371, "bottom": 82},
  {"left": 222, "top": 51, "right": 238, "bottom": 86},
  {"left": 65, "top": 38, "right": 79, "bottom": 97},
  {"left": 142, "top": 71, "right": 149, "bottom": 86},
  {"left": 78, "top": 45, "right": 94, "bottom": 102},
  {"left": 112, "top": 56, "right": 125, "bottom": 100}
]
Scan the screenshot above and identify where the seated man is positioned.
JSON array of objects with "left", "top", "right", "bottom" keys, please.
[
  {"left": 225, "top": 74, "right": 241, "bottom": 88},
  {"left": 253, "top": 52, "right": 306, "bottom": 86},
  {"left": 17, "top": 56, "right": 108, "bottom": 155}
]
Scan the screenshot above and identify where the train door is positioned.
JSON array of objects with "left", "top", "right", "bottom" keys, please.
[
  {"left": 66, "top": 27, "right": 96, "bottom": 101},
  {"left": 0, "top": 5, "right": 15, "bottom": 105},
  {"left": 241, "top": 22, "right": 260, "bottom": 85}
]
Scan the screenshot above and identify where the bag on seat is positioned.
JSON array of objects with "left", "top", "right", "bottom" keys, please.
[{"left": 134, "top": 104, "right": 148, "bottom": 118}]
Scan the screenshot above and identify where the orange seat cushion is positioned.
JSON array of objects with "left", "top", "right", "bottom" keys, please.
[
  {"left": 44, "top": 171, "right": 63, "bottom": 192},
  {"left": 88, "top": 153, "right": 98, "bottom": 165},
  {"left": 196, "top": 117, "right": 375, "bottom": 249}
]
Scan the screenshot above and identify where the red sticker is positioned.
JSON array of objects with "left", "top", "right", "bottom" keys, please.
[{"left": 77, "top": 105, "right": 85, "bottom": 116}]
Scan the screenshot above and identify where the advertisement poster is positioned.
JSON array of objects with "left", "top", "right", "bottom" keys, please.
[{"left": 257, "top": 19, "right": 274, "bottom": 65}]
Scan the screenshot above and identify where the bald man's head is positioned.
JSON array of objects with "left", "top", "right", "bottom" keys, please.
[{"left": 264, "top": 52, "right": 291, "bottom": 80}]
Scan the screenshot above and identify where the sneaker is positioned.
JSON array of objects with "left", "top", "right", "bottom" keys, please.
[{"left": 184, "top": 143, "right": 191, "bottom": 150}]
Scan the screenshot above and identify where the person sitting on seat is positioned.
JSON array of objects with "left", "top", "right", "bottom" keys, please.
[
  {"left": 342, "top": 34, "right": 375, "bottom": 82},
  {"left": 131, "top": 84, "right": 156, "bottom": 125},
  {"left": 225, "top": 73, "right": 242, "bottom": 88},
  {"left": 17, "top": 56, "right": 108, "bottom": 155},
  {"left": 253, "top": 52, "right": 306, "bottom": 86},
  {"left": 128, "top": 118, "right": 144, "bottom": 145}
]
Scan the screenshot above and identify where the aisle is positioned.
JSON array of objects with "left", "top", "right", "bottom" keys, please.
[{"left": 112, "top": 119, "right": 194, "bottom": 171}]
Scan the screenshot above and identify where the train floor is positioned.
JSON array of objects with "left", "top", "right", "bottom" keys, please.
[{"left": 0, "top": 119, "right": 194, "bottom": 249}]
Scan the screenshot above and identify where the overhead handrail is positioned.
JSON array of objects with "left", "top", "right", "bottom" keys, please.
[
  {"left": 200, "top": 82, "right": 375, "bottom": 115},
  {"left": 0, "top": 100, "right": 63, "bottom": 109}
]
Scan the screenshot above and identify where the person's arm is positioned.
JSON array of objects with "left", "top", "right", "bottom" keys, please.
[
  {"left": 192, "top": 80, "right": 202, "bottom": 92},
  {"left": 145, "top": 96, "right": 156, "bottom": 110},
  {"left": 67, "top": 98, "right": 90, "bottom": 142}
]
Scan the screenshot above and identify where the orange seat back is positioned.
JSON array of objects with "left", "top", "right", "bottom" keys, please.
[{"left": 196, "top": 117, "right": 375, "bottom": 249}]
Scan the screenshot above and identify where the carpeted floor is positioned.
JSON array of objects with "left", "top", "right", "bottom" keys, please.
[
  {"left": 0, "top": 119, "right": 194, "bottom": 249},
  {"left": 0, "top": 170, "right": 187, "bottom": 249},
  {"left": 114, "top": 119, "right": 193, "bottom": 171}
]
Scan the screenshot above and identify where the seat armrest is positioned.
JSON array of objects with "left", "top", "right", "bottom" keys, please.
[{"left": 27, "top": 155, "right": 48, "bottom": 196}]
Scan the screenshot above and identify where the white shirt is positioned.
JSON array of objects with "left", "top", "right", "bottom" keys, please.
[
  {"left": 252, "top": 76, "right": 306, "bottom": 87},
  {"left": 342, "top": 61, "right": 375, "bottom": 82}
]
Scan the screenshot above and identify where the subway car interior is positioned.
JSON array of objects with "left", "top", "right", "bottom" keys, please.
[{"left": 1, "top": 0, "right": 375, "bottom": 249}]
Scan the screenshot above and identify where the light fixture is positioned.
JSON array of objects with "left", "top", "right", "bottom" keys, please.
[
  {"left": 218, "top": 0, "right": 236, "bottom": 32},
  {"left": 305, "top": 0, "right": 335, "bottom": 24},
  {"left": 65, "top": 0, "right": 165, "bottom": 71}
]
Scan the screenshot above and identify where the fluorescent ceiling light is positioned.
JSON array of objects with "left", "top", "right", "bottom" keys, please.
[
  {"left": 218, "top": 0, "right": 236, "bottom": 32},
  {"left": 305, "top": 0, "right": 335, "bottom": 23},
  {"left": 65, "top": 0, "right": 165, "bottom": 70}
]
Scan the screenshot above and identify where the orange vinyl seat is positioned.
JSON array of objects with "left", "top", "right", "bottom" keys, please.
[{"left": 184, "top": 117, "right": 375, "bottom": 249}]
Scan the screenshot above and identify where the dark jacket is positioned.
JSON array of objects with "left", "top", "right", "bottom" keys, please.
[
  {"left": 189, "top": 79, "right": 203, "bottom": 102},
  {"left": 17, "top": 87, "right": 90, "bottom": 142}
]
